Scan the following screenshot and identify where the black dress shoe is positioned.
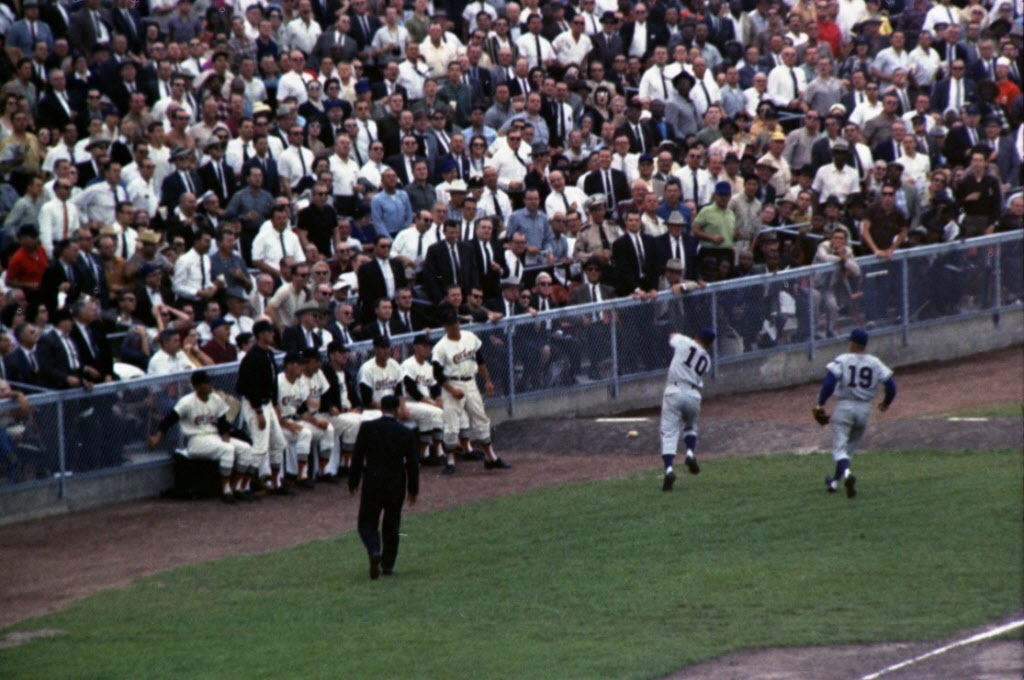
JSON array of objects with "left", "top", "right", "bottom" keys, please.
[
  {"left": 370, "top": 554, "right": 382, "bottom": 580},
  {"left": 484, "top": 457, "right": 511, "bottom": 469},
  {"left": 272, "top": 486, "right": 298, "bottom": 496},
  {"left": 382, "top": 568, "right": 394, "bottom": 576}
]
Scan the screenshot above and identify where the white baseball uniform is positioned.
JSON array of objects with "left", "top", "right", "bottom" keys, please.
[
  {"left": 824, "top": 352, "right": 893, "bottom": 462},
  {"left": 659, "top": 333, "right": 710, "bottom": 456},
  {"left": 296, "top": 369, "right": 336, "bottom": 465},
  {"left": 431, "top": 330, "right": 491, "bottom": 449},
  {"left": 319, "top": 365, "right": 363, "bottom": 475},
  {"left": 277, "top": 373, "right": 314, "bottom": 466},
  {"left": 401, "top": 355, "right": 445, "bottom": 443},
  {"left": 174, "top": 392, "right": 254, "bottom": 476},
  {"left": 242, "top": 398, "right": 287, "bottom": 475},
  {"left": 357, "top": 357, "right": 404, "bottom": 405}
]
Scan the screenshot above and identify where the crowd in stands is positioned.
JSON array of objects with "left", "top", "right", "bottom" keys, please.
[{"left": 0, "top": 0, "right": 1019, "bottom": 422}]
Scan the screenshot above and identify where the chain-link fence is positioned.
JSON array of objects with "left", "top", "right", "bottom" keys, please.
[{"left": 1, "top": 231, "right": 1020, "bottom": 498}]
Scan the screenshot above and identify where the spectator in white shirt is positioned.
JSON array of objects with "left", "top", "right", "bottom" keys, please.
[
  {"left": 172, "top": 229, "right": 222, "bottom": 303},
  {"left": 766, "top": 48, "right": 807, "bottom": 111},
  {"left": 285, "top": 0, "right": 321, "bottom": 56},
  {"left": 147, "top": 328, "right": 196, "bottom": 376},
  {"left": 251, "top": 204, "right": 306, "bottom": 279},
  {"left": 38, "top": 180, "right": 80, "bottom": 258},
  {"left": 277, "top": 124, "right": 316, "bottom": 196}
]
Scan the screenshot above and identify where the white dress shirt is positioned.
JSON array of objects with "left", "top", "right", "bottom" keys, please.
[
  {"left": 277, "top": 144, "right": 316, "bottom": 190},
  {"left": 172, "top": 248, "right": 213, "bottom": 300},
  {"left": 251, "top": 223, "right": 306, "bottom": 269},
  {"left": 516, "top": 32, "right": 554, "bottom": 69},
  {"left": 37, "top": 197, "right": 80, "bottom": 257},
  {"left": 766, "top": 64, "right": 807, "bottom": 107}
]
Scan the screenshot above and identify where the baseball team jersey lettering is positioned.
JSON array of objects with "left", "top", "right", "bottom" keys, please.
[
  {"left": 278, "top": 374, "right": 311, "bottom": 418},
  {"left": 667, "top": 334, "right": 709, "bottom": 389},
  {"left": 402, "top": 356, "right": 436, "bottom": 399},
  {"left": 826, "top": 353, "right": 892, "bottom": 402},
  {"left": 358, "top": 358, "right": 403, "bottom": 404},
  {"left": 433, "top": 332, "right": 482, "bottom": 378},
  {"left": 174, "top": 392, "right": 230, "bottom": 437}
]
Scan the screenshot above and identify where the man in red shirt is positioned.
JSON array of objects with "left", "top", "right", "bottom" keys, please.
[
  {"left": 6, "top": 226, "right": 49, "bottom": 306},
  {"left": 815, "top": 1, "right": 842, "bottom": 59},
  {"left": 201, "top": 317, "right": 239, "bottom": 364}
]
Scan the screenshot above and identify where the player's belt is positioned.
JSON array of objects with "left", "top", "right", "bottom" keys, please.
[
  {"left": 671, "top": 380, "right": 700, "bottom": 389},
  {"left": 449, "top": 376, "right": 474, "bottom": 381}
]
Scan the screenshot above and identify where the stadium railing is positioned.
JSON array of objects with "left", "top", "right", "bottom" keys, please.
[{"left": 0, "top": 230, "right": 1020, "bottom": 498}]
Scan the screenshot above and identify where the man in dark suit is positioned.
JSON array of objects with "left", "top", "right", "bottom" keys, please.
[
  {"left": 616, "top": 99, "right": 657, "bottom": 154},
  {"left": 423, "top": 221, "right": 478, "bottom": 302},
  {"left": 942, "top": 105, "right": 983, "bottom": 167},
  {"left": 67, "top": 0, "right": 114, "bottom": 56},
  {"left": 470, "top": 218, "right": 508, "bottom": 300},
  {"left": 108, "top": 61, "right": 152, "bottom": 116},
  {"left": 349, "top": 394, "right": 419, "bottom": 579},
  {"left": 69, "top": 298, "right": 116, "bottom": 382},
  {"left": 619, "top": 4, "right": 669, "bottom": 61},
  {"left": 589, "top": 12, "right": 624, "bottom": 70},
  {"left": 653, "top": 211, "right": 701, "bottom": 282},
  {"left": 357, "top": 297, "right": 409, "bottom": 341},
  {"left": 356, "top": 235, "right": 409, "bottom": 322},
  {"left": 41, "top": 0, "right": 72, "bottom": 41},
  {"left": 311, "top": 0, "right": 342, "bottom": 30},
  {"left": 611, "top": 212, "right": 659, "bottom": 296},
  {"left": 75, "top": 138, "right": 110, "bottom": 188},
  {"left": 197, "top": 138, "right": 238, "bottom": 207},
  {"left": 281, "top": 301, "right": 327, "bottom": 352},
  {"left": 929, "top": 65, "right": 976, "bottom": 115},
  {"left": 36, "top": 308, "right": 89, "bottom": 390},
  {"left": 135, "top": 262, "right": 175, "bottom": 328},
  {"left": 385, "top": 136, "right": 427, "bottom": 187},
  {"left": 37, "top": 76, "right": 76, "bottom": 131},
  {"left": 701, "top": 1, "right": 736, "bottom": 52},
  {"left": 5, "top": 323, "right": 41, "bottom": 386},
  {"left": 40, "top": 239, "right": 85, "bottom": 314},
  {"left": 311, "top": 14, "right": 360, "bottom": 67},
  {"left": 567, "top": 256, "right": 616, "bottom": 379},
  {"left": 161, "top": 146, "right": 204, "bottom": 209},
  {"left": 110, "top": 0, "right": 144, "bottom": 51},
  {"left": 582, "top": 149, "right": 631, "bottom": 212},
  {"left": 347, "top": 4, "right": 381, "bottom": 51},
  {"left": 241, "top": 134, "right": 282, "bottom": 196}
]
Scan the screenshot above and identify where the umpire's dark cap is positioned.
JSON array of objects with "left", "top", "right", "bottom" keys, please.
[
  {"left": 380, "top": 395, "right": 400, "bottom": 411},
  {"left": 372, "top": 335, "right": 391, "bottom": 348},
  {"left": 413, "top": 334, "right": 432, "bottom": 347},
  {"left": 849, "top": 328, "right": 869, "bottom": 346},
  {"left": 697, "top": 327, "right": 716, "bottom": 343},
  {"left": 190, "top": 370, "right": 212, "bottom": 387},
  {"left": 252, "top": 319, "right": 275, "bottom": 335}
]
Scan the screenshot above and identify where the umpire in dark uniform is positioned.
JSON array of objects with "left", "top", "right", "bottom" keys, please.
[{"left": 348, "top": 394, "right": 419, "bottom": 579}]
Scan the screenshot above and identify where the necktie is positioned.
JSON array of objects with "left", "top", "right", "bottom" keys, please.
[
  {"left": 493, "top": 193, "right": 504, "bottom": 220},
  {"left": 360, "top": 14, "right": 370, "bottom": 38},
  {"left": 402, "top": 311, "right": 411, "bottom": 329},
  {"left": 30, "top": 20, "right": 36, "bottom": 44},
  {"left": 121, "top": 232, "right": 129, "bottom": 258},
  {"left": 64, "top": 263, "right": 75, "bottom": 285},
  {"left": 217, "top": 162, "right": 227, "bottom": 196},
  {"left": 700, "top": 81, "right": 711, "bottom": 108},
  {"left": 199, "top": 253, "right": 207, "bottom": 289},
  {"left": 437, "top": 131, "right": 449, "bottom": 155},
  {"left": 62, "top": 202, "right": 70, "bottom": 239},
  {"left": 853, "top": 147, "right": 863, "bottom": 175},
  {"left": 562, "top": 192, "right": 570, "bottom": 212},
  {"left": 634, "top": 124, "right": 645, "bottom": 153},
  {"left": 633, "top": 234, "right": 645, "bottom": 272},
  {"left": 483, "top": 241, "right": 492, "bottom": 270},
  {"left": 279, "top": 230, "right": 287, "bottom": 258},
  {"left": 417, "top": 231, "right": 424, "bottom": 257},
  {"left": 364, "top": 121, "right": 374, "bottom": 143},
  {"left": 297, "top": 147, "right": 307, "bottom": 178},
  {"left": 520, "top": 77, "right": 529, "bottom": 94},
  {"left": 691, "top": 169, "right": 699, "bottom": 204},
  {"left": 789, "top": 68, "right": 798, "bottom": 100},
  {"left": 535, "top": 34, "right": 542, "bottom": 66},
  {"left": 673, "top": 237, "right": 681, "bottom": 261},
  {"left": 449, "top": 243, "right": 460, "bottom": 283},
  {"left": 112, "top": 184, "right": 119, "bottom": 211},
  {"left": 603, "top": 171, "right": 612, "bottom": 208},
  {"left": 463, "top": 221, "right": 472, "bottom": 241},
  {"left": 64, "top": 334, "right": 79, "bottom": 369},
  {"left": 28, "top": 349, "right": 37, "bottom": 373},
  {"left": 968, "top": 127, "right": 977, "bottom": 145},
  {"left": 591, "top": 283, "right": 598, "bottom": 301},
  {"left": 93, "top": 11, "right": 104, "bottom": 42},
  {"left": 183, "top": 172, "right": 194, "bottom": 195}
]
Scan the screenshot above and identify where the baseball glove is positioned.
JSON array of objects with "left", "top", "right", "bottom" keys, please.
[{"left": 812, "top": 406, "right": 830, "bottom": 426}]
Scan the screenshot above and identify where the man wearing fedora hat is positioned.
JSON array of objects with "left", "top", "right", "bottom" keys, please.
[{"left": 198, "top": 137, "right": 238, "bottom": 207}]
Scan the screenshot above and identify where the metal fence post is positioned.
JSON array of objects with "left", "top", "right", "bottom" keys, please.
[
  {"left": 807, "top": 279, "right": 816, "bottom": 362},
  {"left": 56, "top": 400, "right": 67, "bottom": 499},
  {"left": 609, "top": 306, "right": 619, "bottom": 400},
  {"left": 506, "top": 322, "right": 516, "bottom": 417},
  {"left": 710, "top": 289, "right": 718, "bottom": 377},
  {"left": 993, "top": 241, "right": 1002, "bottom": 324},
  {"left": 901, "top": 256, "right": 910, "bottom": 345}
]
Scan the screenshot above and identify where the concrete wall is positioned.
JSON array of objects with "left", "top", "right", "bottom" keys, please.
[{"left": 3, "top": 307, "right": 1021, "bottom": 525}]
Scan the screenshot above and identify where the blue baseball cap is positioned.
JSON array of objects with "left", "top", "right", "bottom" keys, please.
[
  {"left": 697, "top": 327, "right": 716, "bottom": 343},
  {"left": 714, "top": 181, "right": 733, "bottom": 195},
  {"left": 849, "top": 328, "right": 869, "bottom": 346}
]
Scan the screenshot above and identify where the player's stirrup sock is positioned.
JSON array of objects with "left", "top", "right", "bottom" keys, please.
[
  {"left": 662, "top": 454, "right": 674, "bottom": 472},
  {"left": 835, "top": 458, "right": 850, "bottom": 480},
  {"left": 683, "top": 434, "right": 697, "bottom": 455}
]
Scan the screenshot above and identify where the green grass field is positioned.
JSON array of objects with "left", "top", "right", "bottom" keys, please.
[
  {"left": 934, "top": 401, "right": 1024, "bottom": 419},
  {"left": 2, "top": 449, "right": 1021, "bottom": 680}
]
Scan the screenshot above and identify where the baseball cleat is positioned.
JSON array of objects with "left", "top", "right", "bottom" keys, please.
[
  {"left": 272, "top": 486, "right": 298, "bottom": 496},
  {"left": 317, "top": 474, "right": 339, "bottom": 485},
  {"left": 484, "top": 457, "right": 511, "bottom": 469},
  {"left": 825, "top": 476, "right": 838, "bottom": 493},
  {"left": 662, "top": 470, "right": 677, "bottom": 492},
  {"left": 844, "top": 474, "right": 857, "bottom": 498},
  {"left": 296, "top": 478, "right": 316, "bottom": 490},
  {"left": 234, "top": 490, "right": 254, "bottom": 502},
  {"left": 369, "top": 554, "right": 382, "bottom": 580},
  {"left": 442, "top": 464, "right": 456, "bottom": 475},
  {"left": 684, "top": 456, "right": 700, "bottom": 475}
]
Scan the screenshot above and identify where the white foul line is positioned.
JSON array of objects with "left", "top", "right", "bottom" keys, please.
[
  {"left": 594, "top": 417, "right": 650, "bottom": 423},
  {"left": 858, "top": 619, "right": 1024, "bottom": 680},
  {"left": 946, "top": 417, "right": 990, "bottom": 422}
]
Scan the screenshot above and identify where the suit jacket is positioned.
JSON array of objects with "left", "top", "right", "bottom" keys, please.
[
  {"left": 73, "top": 252, "right": 109, "bottom": 307},
  {"left": 619, "top": 21, "right": 670, "bottom": 61},
  {"left": 281, "top": 324, "right": 326, "bottom": 353},
  {"left": 37, "top": 91, "right": 75, "bottom": 130},
  {"left": 371, "top": 80, "right": 408, "bottom": 102},
  {"left": 810, "top": 136, "right": 842, "bottom": 168},
  {"left": 616, "top": 122, "right": 657, "bottom": 155},
  {"left": 433, "top": 153, "right": 471, "bottom": 184},
  {"left": 653, "top": 232, "right": 701, "bottom": 281},
  {"left": 110, "top": 6, "right": 144, "bottom": 51},
  {"left": 134, "top": 281, "right": 174, "bottom": 328},
  {"left": 7, "top": 19, "right": 55, "bottom": 57},
  {"left": 701, "top": 14, "right": 736, "bottom": 51},
  {"left": 109, "top": 80, "right": 154, "bottom": 116},
  {"left": 929, "top": 77, "right": 976, "bottom": 114},
  {"left": 71, "top": 320, "right": 115, "bottom": 378},
  {"left": 312, "top": 0, "right": 343, "bottom": 29},
  {"left": 582, "top": 168, "right": 630, "bottom": 208},
  {"left": 506, "top": 75, "right": 537, "bottom": 98},
  {"left": 160, "top": 170, "right": 204, "bottom": 209},
  {"left": 242, "top": 155, "right": 282, "bottom": 196},
  {"left": 943, "top": 126, "right": 980, "bottom": 168},
  {"left": 423, "top": 239, "right": 478, "bottom": 302},
  {"left": 486, "top": 37, "right": 519, "bottom": 65},
  {"left": 589, "top": 32, "right": 624, "bottom": 70},
  {"left": 40, "top": 260, "right": 84, "bottom": 314},
  {"left": 872, "top": 138, "right": 906, "bottom": 164},
  {"left": 3, "top": 347, "right": 39, "bottom": 386},
  {"left": 385, "top": 153, "right": 426, "bottom": 186},
  {"left": 347, "top": 11, "right": 382, "bottom": 49},
  {"left": 198, "top": 160, "right": 239, "bottom": 206},
  {"left": 75, "top": 159, "right": 103, "bottom": 188},
  {"left": 41, "top": 3, "right": 71, "bottom": 40},
  {"left": 933, "top": 41, "right": 968, "bottom": 69},
  {"left": 68, "top": 8, "right": 114, "bottom": 57},
  {"left": 310, "top": 29, "right": 360, "bottom": 67},
  {"left": 349, "top": 414, "right": 419, "bottom": 501},
  {"left": 324, "top": 319, "right": 357, "bottom": 346},
  {"left": 612, "top": 232, "right": 659, "bottom": 295},
  {"left": 568, "top": 281, "right": 615, "bottom": 305},
  {"left": 470, "top": 236, "right": 509, "bottom": 300},
  {"left": 356, "top": 258, "right": 409, "bottom": 322},
  {"left": 357, "top": 317, "right": 410, "bottom": 341},
  {"left": 645, "top": 117, "right": 678, "bottom": 147},
  {"left": 36, "top": 330, "right": 81, "bottom": 389}
]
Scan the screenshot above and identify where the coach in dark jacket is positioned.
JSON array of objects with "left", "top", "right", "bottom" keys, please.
[{"left": 349, "top": 395, "right": 419, "bottom": 579}]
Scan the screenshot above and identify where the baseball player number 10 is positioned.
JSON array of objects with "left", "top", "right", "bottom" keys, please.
[{"left": 683, "top": 347, "right": 709, "bottom": 376}]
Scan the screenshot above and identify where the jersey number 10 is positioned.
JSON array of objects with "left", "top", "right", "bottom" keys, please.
[
  {"left": 684, "top": 347, "right": 709, "bottom": 376},
  {"left": 847, "top": 365, "right": 873, "bottom": 388}
]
